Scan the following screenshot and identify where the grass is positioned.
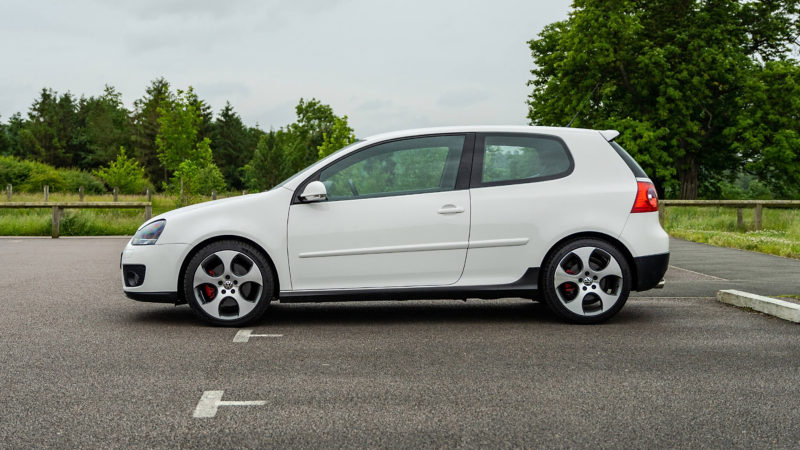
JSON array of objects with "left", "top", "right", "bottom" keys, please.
[
  {"left": 0, "top": 192, "right": 239, "bottom": 236},
  {"left": 663, "top": 206, "right": 800, "bottom": 259}
]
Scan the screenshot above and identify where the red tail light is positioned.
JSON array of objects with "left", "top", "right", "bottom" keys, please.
[{"left": 631, "top": 181, "right": 658, "bottom": 213}]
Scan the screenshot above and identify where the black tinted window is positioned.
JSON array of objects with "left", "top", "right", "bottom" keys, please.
[
  {"left": 481, "top": 135, "right": 571, "bottom": 183},
  {"left": 610, "top": 142, "right": 648, "bottom": 178}
]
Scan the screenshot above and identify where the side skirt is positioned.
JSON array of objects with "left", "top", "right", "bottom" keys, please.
[{"left": 279, "top": 268, "right": 539, "bottom": 303}]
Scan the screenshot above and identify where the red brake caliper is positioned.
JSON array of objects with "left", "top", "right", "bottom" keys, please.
[{"left": 204, "top": 269, "right": 217, "bottom": 299}]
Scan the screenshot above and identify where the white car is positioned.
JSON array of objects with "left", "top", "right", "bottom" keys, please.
[{"left": 121, "top": 126, "right": 669, "bottom": 326}]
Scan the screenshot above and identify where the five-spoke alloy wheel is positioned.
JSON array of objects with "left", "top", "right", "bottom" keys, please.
[
  {"left": 541, "top": 238, "right": 631, "bottom": 324},
  {"left": 184, "top": 240, "right": 274, "bottom": 326}
]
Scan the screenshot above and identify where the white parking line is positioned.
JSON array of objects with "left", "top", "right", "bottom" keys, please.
[
  {"left": 233, "top": 330, "right": 283, "bottom": 342},
  {"left": 193, "top": 390, "right": 267, "bottom": 418}
]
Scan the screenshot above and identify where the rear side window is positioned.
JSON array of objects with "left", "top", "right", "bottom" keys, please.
[
  {"left": 479, "top": 134, "right": 572, "bottom": 185},
  {"left": 610, "top": 142, "right": 648, "bottom": 178}
]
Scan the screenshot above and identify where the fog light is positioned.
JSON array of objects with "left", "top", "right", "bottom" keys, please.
[{"left": 123, "top": 264, "right": 146, "bottom": 287}]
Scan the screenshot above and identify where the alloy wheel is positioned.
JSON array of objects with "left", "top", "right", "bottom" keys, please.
[
  {"left": 192, "top": 250, "right": 264, "bottom": 320},
  {"left": 553, "top": 246, "right": 624, "bottom": 316}
]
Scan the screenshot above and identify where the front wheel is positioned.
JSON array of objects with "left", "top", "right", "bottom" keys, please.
[
  {"left": 183, "top": 240, "right": 274, "bottom": 326},
  {"left": 540, "top": 238, "right": 631, "bottom": 324}
]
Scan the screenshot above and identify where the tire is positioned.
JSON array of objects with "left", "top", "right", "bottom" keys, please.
[
  {"left": 183, "top": 240, "right": 274, "bottom": 326},
  {"left": 540, "top": 238, "right": 631, "bottom": 324}
]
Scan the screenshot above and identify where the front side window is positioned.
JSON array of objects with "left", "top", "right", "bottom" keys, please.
[
  {"left": 480, "top": 135, "right": 571, "bottom": 184},
  {"left": 319, "top": 135, "right": 465, "bottom": 200}
]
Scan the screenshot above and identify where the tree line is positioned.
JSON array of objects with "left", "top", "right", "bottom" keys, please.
[
  {"left": 527, "top": 0, "right": 800, "bottom": 200},
  {"left": 0, "top": 78, "right": 355, "bottom": 201}
]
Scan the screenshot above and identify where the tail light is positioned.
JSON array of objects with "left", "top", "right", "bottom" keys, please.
[{"left": 631, "top": 181, "right": 658, "bottom": 213}]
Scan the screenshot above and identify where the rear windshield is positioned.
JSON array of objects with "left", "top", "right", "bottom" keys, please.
[{"left": 610, "top": 142, "right": 648, "bottom": 178}]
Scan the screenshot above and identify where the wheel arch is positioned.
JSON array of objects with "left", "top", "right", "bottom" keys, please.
[
  {"left": 176, "top": 234, "right": 281, "bottom": 304},
  {"left": 539, "top": 231, "right": 638, "bottom": 290}
]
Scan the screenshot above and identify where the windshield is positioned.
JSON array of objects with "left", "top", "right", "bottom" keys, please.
[{"left": 270, "top": 140, "right": 364, "bottom": 191}]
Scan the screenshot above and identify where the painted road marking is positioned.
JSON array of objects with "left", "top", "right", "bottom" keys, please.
[
  {"left": 233, "top": 330, "right": 283, "bottom": 342},
  {"left": 193, "top": 390, "right": 266, "bottom": 418}
]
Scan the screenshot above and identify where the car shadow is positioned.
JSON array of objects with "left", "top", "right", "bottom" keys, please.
[{"left": 123, "top": 298, "right": 655, "bottom": 328}]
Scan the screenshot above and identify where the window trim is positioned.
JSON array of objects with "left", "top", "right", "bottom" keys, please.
[
  {"left": 470, "top": 132, "right": 575, "bottom": 188},
  {"left": 292, "top": 133, "right": 475, "bottom": 204}
]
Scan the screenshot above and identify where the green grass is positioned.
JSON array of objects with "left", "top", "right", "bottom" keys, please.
[
  {"left": 0, "top": 192, "right": 239, "bottom": 236},
  {"left": 664, "top": 206, "right": 800, "bottom": 259}
]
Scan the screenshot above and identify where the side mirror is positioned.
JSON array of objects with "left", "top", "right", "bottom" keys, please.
[{"left": 300, "top": 181, "right": 327, "bottom": 202}]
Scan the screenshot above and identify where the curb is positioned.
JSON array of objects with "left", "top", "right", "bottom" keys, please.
[{"left": 717, "top": 290, "right": 800, "bottom": 323}]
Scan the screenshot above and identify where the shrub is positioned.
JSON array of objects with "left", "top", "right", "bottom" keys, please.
[
  {"left": 57, "top": 168, "right": 106, "bottom": 194},
  {"left": 93, "top": 147, "right": 151, "bottom": 194}
]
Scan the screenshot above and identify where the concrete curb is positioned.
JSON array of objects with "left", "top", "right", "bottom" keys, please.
[{"left": 717, "top": 290, "right": 800, "bottom": 323}]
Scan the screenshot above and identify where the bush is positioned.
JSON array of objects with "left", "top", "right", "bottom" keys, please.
[
  {"left": 57, "top": 168, "right": 106, "bottom": 194},
  {"left": 93, "top": 147, "right": 151, "bottom": 194}
]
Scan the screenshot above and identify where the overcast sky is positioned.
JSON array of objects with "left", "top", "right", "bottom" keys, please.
[{"left": 1, "top": 0, "right": 573, "bottom": 137}]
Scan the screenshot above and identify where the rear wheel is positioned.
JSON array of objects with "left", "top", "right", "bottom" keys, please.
[
  {"left": 540, "top": 238, "right": 631, "bottom": 324},
  {"left": 183, "top": 240, "right": 274, "bottom": 326}
]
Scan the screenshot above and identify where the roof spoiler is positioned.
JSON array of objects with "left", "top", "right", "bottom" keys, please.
[{"left": 599, "top": 130, "right": 620, "bottom": 142}]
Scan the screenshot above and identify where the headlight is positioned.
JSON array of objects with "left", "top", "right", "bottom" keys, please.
[{"left": 132, "top": 220, "right": 166, "bottom": 245}]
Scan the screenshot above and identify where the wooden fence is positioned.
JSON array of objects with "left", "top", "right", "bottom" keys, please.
[
  {"left": 659, "top": 200, "right": 800, "bottom": 230},
  {"left": 0, "top": 202, "right": 152, "bottom": 238}
]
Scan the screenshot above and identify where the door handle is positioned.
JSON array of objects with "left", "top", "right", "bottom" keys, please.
[{"left": 438, "top": 205, "right": 465, "bottom": 214}]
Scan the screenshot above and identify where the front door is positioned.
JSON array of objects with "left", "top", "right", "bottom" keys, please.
[{"left": 287, "top": 134, "right": 472, "bottom": 290}]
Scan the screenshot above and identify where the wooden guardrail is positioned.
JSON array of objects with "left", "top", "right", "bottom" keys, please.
[
  {"left": 659, "top": 200, "right": 800, "bottom": 230},
  {"left": 0, "top": 202, "right": 152, "bottom": 238}
]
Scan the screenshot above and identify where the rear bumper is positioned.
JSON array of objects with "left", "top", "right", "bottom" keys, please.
[{"left": 634, "top": 252, "right": 669, "bottom": 291}]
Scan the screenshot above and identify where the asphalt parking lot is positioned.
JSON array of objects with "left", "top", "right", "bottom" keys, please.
[{"left": 1, "top": 237, "right": 799, "bottom": 449}]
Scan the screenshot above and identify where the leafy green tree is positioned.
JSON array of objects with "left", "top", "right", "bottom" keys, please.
[
  {"left": 318, "top": 115, "right": 356, "bottom": 159},
  {"left": 0, "top": 113, "right": 27, "bottom": 158},
  {"left": 19, "top": 88, "right": 81, "bottom": 167},
  {"left": 243, "top": 130, "right": 289, "bottom": 191},
  {"left": 527, "top": 0, "right": 800, "bottom": 199},
  {"left": 92, "top": 147, "right": 150, "bottom": 194},
  {"left": 76, "top": 85, "right": 132, "bottom": 169},
  {"left": 211, "top": 102, "right": 257, "bottom": 189},
  {"left": 157, "top": 86, "right": 225, "bottom": 201},
  {"left": 132, "top": 77, "right": 172, "bottom": 186},
  {"left": 726, "top": 61, "right": 800, "bottom": 198}
]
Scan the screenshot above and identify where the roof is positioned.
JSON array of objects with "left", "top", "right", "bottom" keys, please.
[{"left": 362, "top": 125, "right": 611, "bottom": 142}]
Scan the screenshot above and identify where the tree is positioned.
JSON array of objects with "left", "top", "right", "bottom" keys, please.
[
  {"left": 243, "top": 130, "right": 289, "bottom": 191},
  {"left": 19, "top": 88, "right": 80, "bottom": 167},
  {"left": 318, "top": 115, "right": 356, "bottom": 159},
  {"left": 527, "top": 0, "right": 800, "bottom": 199},
  {"left": 132, "top": 77, "right": 172, "bottom": 186},
  {"left": 76, "top": 85, "right": 132, "bottom": 169},
  {"left": 727, "top": 61, "right": 800, "bottom": 198},
  {"left": 157, "top": 86, "right": 225, "bottom": 201},
  {"left": 0, "top": 114, "right": 27, "bottom": 158},
  {"left": 211, "top": 101, "right": 256, "bottom": 189},
  {"left": 92, "top": 147, "right": 150, "bottom": 194}
]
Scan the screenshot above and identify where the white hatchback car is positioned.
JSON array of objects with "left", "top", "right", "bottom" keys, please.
[{"left": 121, "top": 126, "right": 669, "bottom": 326}]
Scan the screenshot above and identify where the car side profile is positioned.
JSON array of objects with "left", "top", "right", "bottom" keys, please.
[{"left": 121, "top": 126, "right": 669, "bottom": 326}]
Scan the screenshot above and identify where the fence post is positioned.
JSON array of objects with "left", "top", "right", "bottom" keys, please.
[
  {"left": 113, "top": 187, "right": 118, "bottom": 202},
  {"left": 754, "top": 204, "right": 763, "bottom": 231},
  {"left": 242, "top": 190, "right": 247, "bottom": 196},
  {"left": 44, "top": 185, "right": 49, "bottom": 202},
  {"left": 6, "top": 184, "right": 10, "bottom": 202},
  {"left": 51, "top": 206, "right": 62, "bottom": 238},
  {"left": 737, "top": 207, "right": 743, "bottom": 229},
  {"left": 658, "top": 203, "right": 665, "bottom": 227},
  {"left": 146, "top": 188, "right": 151, "bottom": 203},
  {"left": 144, "top": 204, "right": 152, "bottom": 221},
  {"left": 212, "top": 190, "right": 217, "bottom": 201},
  {"left": 79, "top": 186, "right": 84, "bottom": 202}
]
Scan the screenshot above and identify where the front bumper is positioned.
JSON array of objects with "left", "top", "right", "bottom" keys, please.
[
  {"left": 634, "top": 252, "right": 670, "bottom": 291},
  {"left": 121, "top": 242, "right": 189, "bottom": 302}
]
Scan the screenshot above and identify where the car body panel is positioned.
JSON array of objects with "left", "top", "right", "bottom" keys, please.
[{"left": 287, "top": 190, "right": 471, "bottom": 289}]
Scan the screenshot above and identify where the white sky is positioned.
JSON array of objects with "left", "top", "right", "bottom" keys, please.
[{"left": 0, "top": 0, "right": 573, "bottom": 137}]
